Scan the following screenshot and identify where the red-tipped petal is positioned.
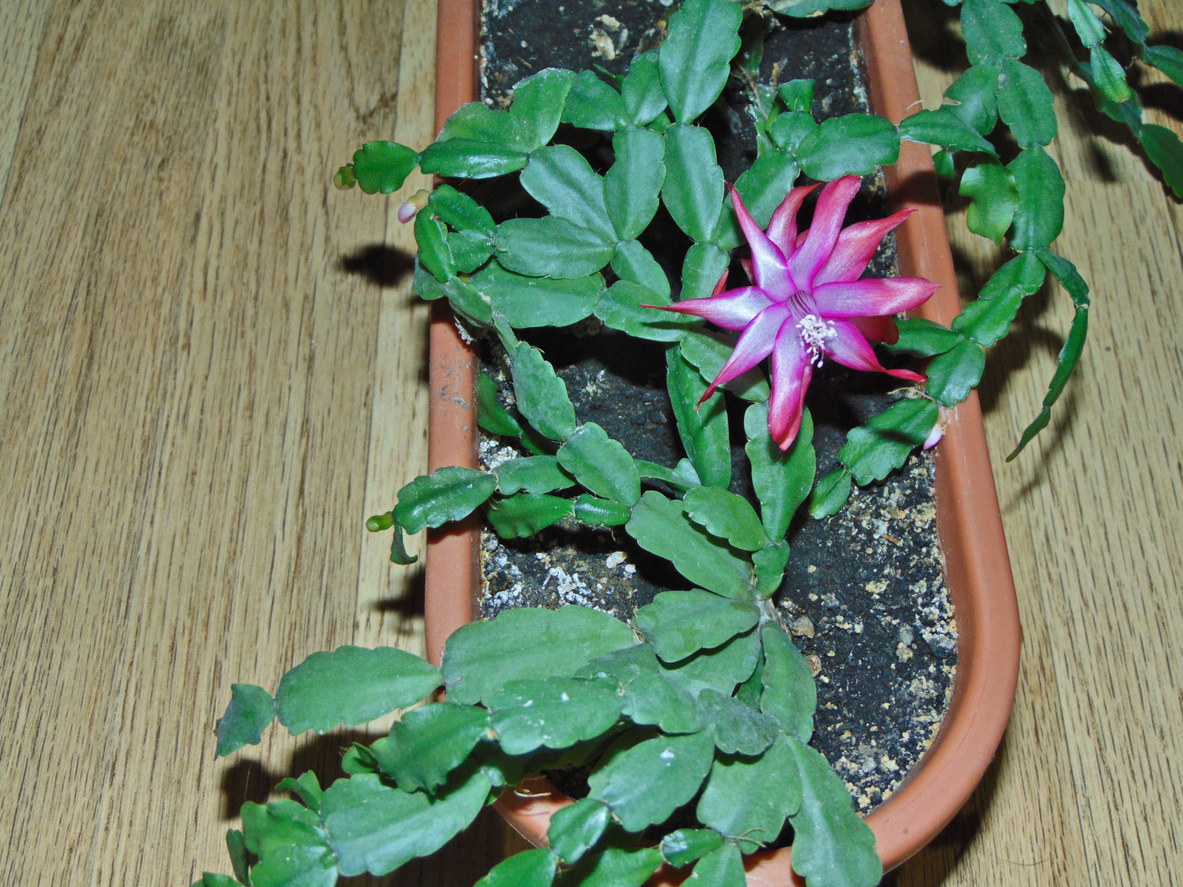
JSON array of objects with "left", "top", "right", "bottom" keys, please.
[
  {"left": 728, "top": 185, "right": 794, "bottom": 297},
  {"left": 766, "top": 183, "right": 819, "bottom": 260},
  {"left": 741, "top": 257, "right": 754, "bottom": 284},
  {"left": 787, "top": 176, "right": 861, "bottom": 289},
  {"left": 813, "top": 209, "right": 915, "bottom": 286},
  {"left": 849, "top": 314, "right": 900, "bottom": 344},
  {"left": 811, "top": 277, "right": 939, "bottom": 318},
  {"left": 651, "top": 286, "right": 773, "bottom": 331},
  {"left": 768, "top": 325, "right": 812, "bottom": 450},
  {"left": 701, "top": 304, "right": 790, "bottom": 399},
  {"left": 711, "top": 269, "right": 729, "bottom": 297},
  {"left": 824, "top": 319, "right": 924, "bottom": 383}
]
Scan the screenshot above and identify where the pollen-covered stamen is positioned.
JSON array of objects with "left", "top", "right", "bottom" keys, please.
[{"left": 797, "top": 314, "right": 837, "bottom": 366}]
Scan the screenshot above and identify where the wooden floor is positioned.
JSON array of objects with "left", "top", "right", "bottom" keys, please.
[{"left": 1, "top": 0, "right": 1180, "bottom": 884}]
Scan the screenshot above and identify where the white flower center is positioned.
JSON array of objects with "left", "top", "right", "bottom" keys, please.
[{"left": 797, "top": 314, "right": 836, "bottom": 367}]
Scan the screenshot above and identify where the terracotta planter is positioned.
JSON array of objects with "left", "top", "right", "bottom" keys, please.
[{"left": 423, "top": 0, "right": 1022, "bottom": 879}]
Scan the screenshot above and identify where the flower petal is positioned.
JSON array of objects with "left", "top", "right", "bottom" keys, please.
[
  {"left": 849, "top": 314, "right": 900, "bottom": 344},
  {"left": 813, "top": 209, "right": 915, "bottom": 286},
  {"left": 766, "top": 183, "right": 819, "bottom": 261},
  {"left": 823, "top": 320, "right": 924, "bottom": 382},
  {"left": 702, "top": 304, "right": 791, "bottom": 399},
  {"left": 729, "top": 186, "right": 794, "bottom": 297},
  {"left": 649, "top": 286, "right": 773, "bottom": 331},
  {"left": 787, "top": 176, "right": 861, "bottom": 290},
  {"left": 768, "top": 323, "right": 812, "bottom": 450},
  {"left": 811, "top": 277, "right": 939, "bottom": 318}
]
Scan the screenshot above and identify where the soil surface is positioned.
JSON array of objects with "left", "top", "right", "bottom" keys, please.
[{"left": 473, "top": 0, "right": 956, "bottom": 811}]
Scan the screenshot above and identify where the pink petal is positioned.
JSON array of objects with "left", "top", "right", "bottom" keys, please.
[
  {"left": 849, "top": 314, "right": 900, "bottom": 344},
  {"left": 648, "top": 286, "right": 773, "bottom": 331},
  {"left": 766, "top": 183, "right": 819, "bottom": 260},
  {"left": 702, "top": 304, "right": 791, "bottom": 399},
  {"left": 741, "top": 258, "right": 753, "bottom": 284},
  {"left": 768, "top": 324, "right": 813, "bottom": 450},
  {"left": 787, "top": 176, "right": 861, "bottom": 290},
  {"left": 813, "top": 209, "right": 915, "bottom": 286},
  {"left": 811, "top": 277, "right": 939, "bottom": 318},
  {"left": 711, "top": 270, "right": 729, "bottom": 297},
  {"left": 729, "top": 186, "right": 795, "bottom": 297},
  {"left": 824, "top": 320, "right": 924, "bottom": 382}
]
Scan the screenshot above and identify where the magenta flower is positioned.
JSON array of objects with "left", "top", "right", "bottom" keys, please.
[{"left": 656, "top": 176, "right": 938, "bottom": 449}]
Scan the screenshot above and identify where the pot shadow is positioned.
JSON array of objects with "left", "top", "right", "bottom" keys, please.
[{"left": 882, "top": 724, "right": 1014, "bottom": 886}]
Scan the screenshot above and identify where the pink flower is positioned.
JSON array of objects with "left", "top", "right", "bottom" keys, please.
[{"left": 655, "top": 176, "right": 938, "bottom": 449}]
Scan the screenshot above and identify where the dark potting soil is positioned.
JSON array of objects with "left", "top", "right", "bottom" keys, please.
[{"left": 473, "top": 0, "right": 956, "bottom": 813}]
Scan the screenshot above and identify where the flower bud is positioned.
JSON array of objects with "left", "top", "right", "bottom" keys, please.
[
  {"left": 398, "top": 189, "right": 431, "bottom": 223},
  {"left": 923, "top": 406, "right": 952, "bottom": 450}
]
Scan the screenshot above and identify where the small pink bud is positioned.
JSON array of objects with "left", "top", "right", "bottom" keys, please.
[
  {"left": 923, "top": 406, "right": 952, "bottom": 450},
  {"left": 398, "top": 189, "right": 430, "bottom": 223}
]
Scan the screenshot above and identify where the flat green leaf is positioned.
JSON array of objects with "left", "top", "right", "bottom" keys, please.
[
  {"left": 1036, "top": 248, "right": 1091, "bottom": 309},
  {"left": 667, "top": 347, "right": 731, "bottom": 489},
  {"left": 321, "top": 771, "right": 491, "bottom": 877},
  {"left": 768, "top": 111, "right": 818, "bottom": 155},
  {"left": 680, "top": 329, "right": 769, "bottom": 402},
  {"left": 275, "top": 646, "right": 443, "bottom": 735},
  {"left": 414, "top": 212, "right": 455, "bottom": 282},
  {"left": 195, "top": 874, "right": 241, "bottom": 887},
  {"left": 926, "top": 337, "right": 985, "bottom": 406},
  {"left": 663, "top": 124, "right": 725, "bottom": 242},
  {"left": 547, "top": 799, "right": 610, "bottom": 864},
  {"left": 765, "top": 0, "right": 874, "bottom": 15},
  {"left": 477, "top": 372, "right": 524, "bottom": 438},
  {"left": 979, "top": 251, "right": 1047, "bottom": 300},
  {"left": 660, "top": 630, "right": 762, "bottom": 697},
  {"left": 489, "top": 677, "right": 623, "bottom": 755},
  {"left": 557, "top": 423, "right": 641, "bottom": 506},
  {"left": 448, "top": 228, "right": 493, "bottom": 273},
  {"left": 513, "top": 343, "right": 577, "bottom": 441},
  {"left": 611, "top": 240, "right": 670, "bottom": 299},
  {"left": 429, "top": 184, "right": 495, "bottom": 236},
  {"left": 697, "top": 688, "right": 779, "bottom": 755},
  {"left": 572, "top": 494, "right": 632, "bottom": 527},
  {"left": 680, "top": 241, "right": 731, "bottom": 302},
  {"left": 418, "top": 139, "right": 529, "bottom": 179},
  {"left": 997, "top": 59, "right": 1057, "bottom": 148},
  {"left": 241, "top": 800, "right": 337, "bottom": 887},
  {"left": 1091, "top": 0, "right": 1148, "bottom": 45},
  {"left": 579, "top": 644, "right": 705, "bottom": 734},
  {"left": 714, "top": 150, "right": 802, "bottom": 249},
  {"left": 959, "top": 162, "right": 1019, "bottom": 243},
  {"left": 1008, "top": 147, "right": 1065, "bottom": 250},
  {"left": 1090, "top": 45, "right": 1133, "bottom": 104},
  {"left": 899, "top": 107, "right": 996, "bottom": 154},
  {"left": 1143, "top": 44, "right": 1183, "bottom": 89},
  {"left": 1142, "top": 124, "right": 1183, "bottom": 198},
  {"left": 438, "top": 101, "right": 522, "bottom": 147},
  {"left": 588, "top": 730, "right": 716, "bottom": 832},
  {"left": 226, "top": 827, "right": 253, "bottom": 884},
  {"left": 745, "top": 402, "right": 815, "bottom": 541},
  {"left": 394, "top": 466, "right": 498, "bottom": 533},
  {"left": 510, "top": 68, "right": 577, "bottom": 150},
  {"left": 696, "top": 735, "right": 801, "bottom": 853},
  {"left": 659, "top": 0, "right": 742, "bottom": 123},
  {"left": 495, "top": 456, "right": 574, "bottom": 495},
  {"left": 605, "top": 127, "right": 666, "bottom": 240},
  {"left": 953, "top": 292, "right": 1022, "bottom": 347},
  {"left": 442, "top": 605, "right": 637, "bottom": 705},
  {"left": 798, "top": 114, "right": 900, "bottom": 179},
  {"left": 216, "top": 683, "right": 275, "bottom": 757},
  {"left": 496, "top": 217, "right": 615, "bottom": 279},
  {"left": 275, "top": 773, "right": 324, "bottom": 814},
  {"left": 683, "top": 486, "right": 770, "bottom": 551},
  {"left": 760, "top": 624, "right": 816, "bottom": 742},
  {"left": 809, "top": 467, "right": 852, "bottom": 519},
  {"left": 961, "top": 0, "right": 1025, "bottom": 65},
  {"left": 778, "top": 79, "right": 815, "bottom": 112},
  {"left": 839, "top": 398, "right": 939, "bottom": 486},
  {"left": 475, "top": 849, "right": 559, "bottom": 887},
  {"left": 661, "top": 829, "right": 725, "bottom": 868},
  {"left": 370, "top": 703, "right": 491, "bottom": 792},
  {"left": 412, "top": 267, "right": 494, "bottom": 326},
  {"left": 486, "top": 494, "right": 573, "bottom": 538},
  {"left": 561, "top": 71, "right": 628, "bottom": 130},
  {"left": 352, "top": 141, "right": 419, "bottom": 195},
  {"left": 626, "top": 491, "right": 753, "bottom": 599},
  {"left": 557, "top": 847, "right": 664, "bottom": 887},
  {"left": 787, "top": 737, "right": 882, "bottom": 887},
  {"left": 470, "top": 262, "right": 602, "bottom": 328},
  {"left": 635, "top": 589, "right": 761, "bottom": 662},
  {"left": 943, "top": 64, "right": 1000, "bottom": 135},
  {"left": 753, "top": 541, "right": 790, "bottom": 598},
  {"left": 1067, "top": 0, "right": 1105, "bottom": 47},
  {"left": 636, "top": 458, "right": 701, "bottom": 492},
  {"left": 521, "top": 146, "right": 615, "bottom": 240},
  {"left": 621, "top": 51, "right": 668, "bottom": 125},
  {"left": 690, "top": 844, "right": 746, "bottom": 887},
  {"left": 596, "top": 281, "right": 698, "bottom": 342}
]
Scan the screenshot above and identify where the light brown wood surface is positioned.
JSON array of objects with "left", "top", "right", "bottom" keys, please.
[{"left": 0, "top": 1, "right": 1179, "bottom": 885}]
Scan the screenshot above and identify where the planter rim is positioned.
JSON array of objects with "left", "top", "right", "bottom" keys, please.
[{"left": 423, "top": 0, "right": 1022, "bottom": 879}]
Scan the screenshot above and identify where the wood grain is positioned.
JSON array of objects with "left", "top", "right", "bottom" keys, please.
[{"left": 0, "top": 0, "right": 1179, "bottom": 885}]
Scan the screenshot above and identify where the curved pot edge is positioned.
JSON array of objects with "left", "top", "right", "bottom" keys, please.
[{"left": 423, "top": 0, "right": 1023, "bottom": 877}]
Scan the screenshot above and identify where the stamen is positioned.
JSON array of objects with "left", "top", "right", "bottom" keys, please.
[{"left": 797, "top": 314, "right": 836, "bottom": 367}]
